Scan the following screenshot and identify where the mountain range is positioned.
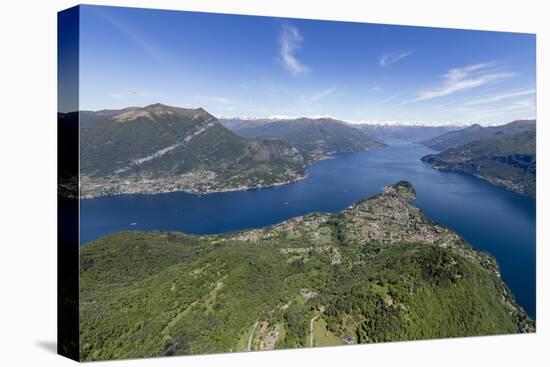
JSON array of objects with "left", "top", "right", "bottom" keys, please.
[
  {"left": 354, "top": 124, "right": 461, "bottom": 143},
  {"left": 79, "top": 104, "right": 307, "bottom": 197},
  {"left": 421, "top": 120, "right": 536, "bottom": 197},
  {"left": 420, "top": 120, "right": 535, "bottom": 151},
  {"left": 221, "top": 117, "right": 385, "bottom": 161}
]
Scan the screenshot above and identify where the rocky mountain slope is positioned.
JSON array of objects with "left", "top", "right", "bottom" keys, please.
[
  {"left": 79, "top": 104, "right": 307, "bottom": 197},
  {"left": 79, "top": 181, "right": 533, "bottom": 361}
]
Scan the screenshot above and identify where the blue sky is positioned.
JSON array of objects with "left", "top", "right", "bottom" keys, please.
[{"left": 78, "top": 5, "right": 536, "bottom": 125}]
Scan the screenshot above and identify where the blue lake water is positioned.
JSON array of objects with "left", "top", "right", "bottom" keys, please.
[{"left": 80, "top": 143, "right": 536, "bottom": 319}]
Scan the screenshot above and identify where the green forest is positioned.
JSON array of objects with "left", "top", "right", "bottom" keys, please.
[{"left": 80, "top": 182, "right": 534, "bottom": 361}]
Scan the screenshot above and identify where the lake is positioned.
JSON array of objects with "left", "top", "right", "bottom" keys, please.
[{"left": 80, "top": 143, "right": 536, "bottom": 318}]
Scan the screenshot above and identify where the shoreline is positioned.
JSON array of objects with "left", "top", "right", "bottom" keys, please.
[
  {"left": 79, "top": 171, "right": 310, "bottom": 200},
  {"left": 79, "top": 146, "right": 387, "bottom": 200},
  {"left": 426, "top": 164, "right": 534, "bottom": 199},
  {"left": 81, "top": 181, "right": 535, "bottom": 339}
]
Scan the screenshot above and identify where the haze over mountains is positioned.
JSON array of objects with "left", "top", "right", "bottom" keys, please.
[
  {"left": 355, "top": 124, "right": 461, "bottom": 143},
  {"left": 221, "top": 117, "right": 386, "bottom": 161}
]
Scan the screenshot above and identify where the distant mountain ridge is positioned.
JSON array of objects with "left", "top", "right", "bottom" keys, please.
[
  {"left": 221, "top": 117, "right": 386, "bottom": 161},
  {"left": 79, "top": 104, "right": 307, "bottom": 197},
  {"left": 421, "top": 120, "right": 536, "bottom": 198},
  {"left": 420, "top": 120, "right": 535, "bottom": 151},
  {"left": 355, "top": 124, "right": 461, "bottom": 143}
]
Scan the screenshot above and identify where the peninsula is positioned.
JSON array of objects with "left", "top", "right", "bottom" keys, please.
[{"left": 80, "top": 181, "right": 534, "bottom": 360}]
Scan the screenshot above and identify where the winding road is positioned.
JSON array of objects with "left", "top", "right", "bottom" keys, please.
[
  {"left": 247, "top": 321, "right": 259, "bottom": 352},
  {"left": 309, "top": 306, "right": 325, "bottom": 347}
]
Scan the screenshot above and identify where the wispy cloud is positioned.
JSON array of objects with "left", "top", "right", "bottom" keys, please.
[
  {"left": 371, "top": 92, "right": 405, "bottom": 106},
  {"left": 109, "top": 89, "right": 146, "bottom": 99},
  {"left": 279, "top": 24, "right": 309, "bottom": 76},
  {"left": 458, "top": 99, "right": 535, "bottom": 117},
  {"left": 360, "top": 91, "right": 408, "bottom": 112},
  {"left": 302, "top": 87, "right": 336, "bottom": 103},
  {"left": 379, "top": 50, "right": 414, "bottom": 66},
  {"left": 210, "top": 96, "right": 230, "bottom": 104},
  {"left": 463, "top": 89, "right": 535, "bottom": 106},
  {"left": 405, "top": 62, "right": 514, "bottom": 104},
  {"left": 94, "top": 8, "right": 162, "bottom": 64},
  {"left": 182, "top": 95, "right": 231, "bottom": 105}
]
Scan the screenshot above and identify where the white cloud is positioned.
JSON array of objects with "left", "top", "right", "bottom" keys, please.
[
  {"left": 279, "top": 24, "right": 309, "bottom": 76},
  {"left": 463, "top": 89, "right": 535, "bottom": 106},
  {"left": 379, "top": 50, "right": 414, "bottom": 66},
  {"left": 405, "top": 62, "right": 514, "bottom": 103}
]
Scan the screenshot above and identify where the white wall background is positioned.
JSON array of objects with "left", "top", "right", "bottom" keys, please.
[{"left": 0, "top": 0, "right": 547, "bottom": 365}]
